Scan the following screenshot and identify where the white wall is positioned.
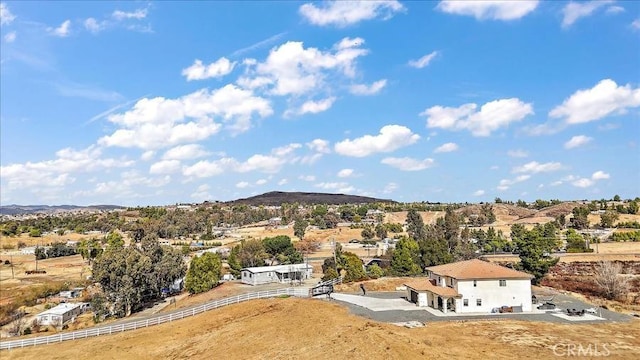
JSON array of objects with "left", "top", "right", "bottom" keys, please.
[{"left": 455, "top": 279, "right": 532, "bottom": 313}]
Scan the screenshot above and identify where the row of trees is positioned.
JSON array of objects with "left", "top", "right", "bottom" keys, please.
[{"left": 226, "top": 236, "right": 310, "bottom": 276}]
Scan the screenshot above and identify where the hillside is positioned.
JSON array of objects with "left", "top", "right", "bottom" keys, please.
[
  {"left": 5, "top": 298, "right": 639, "bottom": 359},
  {"left": 0, "top": 204, "right": 125, "bottom": 216},
  {"left": 226, "top": 191, "right": 394, "bottom": 206}
]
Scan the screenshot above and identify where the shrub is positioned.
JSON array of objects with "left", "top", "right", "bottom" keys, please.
[{"left": 367, "top": 264, "right": 384, "bottom": 279}]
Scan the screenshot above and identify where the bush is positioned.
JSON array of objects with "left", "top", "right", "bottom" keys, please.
[
  {"left": 367, "top": 264, "right": 384, "bottom": 279},
  {"left": 17, "top": 241, "right": 27, "bottom": 249},
  {"left": 616, "top": 221, "right": 640, "bottom": 229},
  {"left": 3, "top": 260, "right": 9, "bottom": 265},
  {"left": 23, "top": 327, "right": 31, "bottom": 335},
  {"left": 609, "top": 231, "right": 640, "bottom": 242}
]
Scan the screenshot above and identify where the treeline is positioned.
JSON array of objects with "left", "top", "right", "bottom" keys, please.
[
  {"left": 609, "top": 231, "right": 640, "bottom": 242},
  {"left": 320, "top": 209, "right": 564, "bottom": 284},
  {"left": 34, "top": 243, "right": 77, "bottom": 260}
]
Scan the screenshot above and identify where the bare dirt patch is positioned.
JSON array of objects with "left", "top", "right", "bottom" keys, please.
[
  {"left": 4, "top": 298, "right": 640, "bottom": 359},
  {"left": 334, "top": 277, "right": 410, "bottom": 293}
]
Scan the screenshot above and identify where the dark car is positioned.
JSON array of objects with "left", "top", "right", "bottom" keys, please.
[{"left": 537, "top": 302, "right": 556, "bottom": 310}]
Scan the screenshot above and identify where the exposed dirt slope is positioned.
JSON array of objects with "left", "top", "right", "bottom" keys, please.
[{"left": 5, "top": 298, "right": 640, "bottom": 360}]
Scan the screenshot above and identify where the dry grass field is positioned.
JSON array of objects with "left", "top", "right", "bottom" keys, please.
[
  {"left": 0, "top": 254, "right": 89, "bottom": 306},
  {"left": 4, "top": 297, "right": 639, "bottom": 360},
  {"left": 0, "top": 233, "right": 91, "bottom": 250}
]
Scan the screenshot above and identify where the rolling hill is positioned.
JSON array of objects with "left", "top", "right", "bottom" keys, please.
[{"left": 226, "top": 191, "right": 395, "bottom": 206}]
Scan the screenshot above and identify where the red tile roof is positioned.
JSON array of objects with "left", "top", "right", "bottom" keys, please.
[
  {"left": 404, "top": 279, "right": 461, "bottom": 298},
  {"left": 426, "top": 259, "right": 534, "bottom": 280}
]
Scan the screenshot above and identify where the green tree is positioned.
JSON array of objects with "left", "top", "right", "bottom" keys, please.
[
  {"left": 293, "top": 218, "right": 308, "bottom": 240},
  {"left": 391, "top": 238, "right": 422, "bottom": 275},
  {"left": 105, "top": 231, "right": 124, "bottom": 248},
  {"left": 571, "top": 207, "right": 590, "bottom": 230},
  {"left": 613, "top": 194, "right": 621, "bottom": 202},
  {"left": 262, "top": 235, "right": 303, "bottom": 265},
  {"left": 406, "top": 210, "right": 426, "bottom": 241},
  {"left": 29, "top": 228, "right": 42, "bottom": 237},
  {"left": 375, "top": 223, "right": 388, "bottom": 239},
  {"left": 513, "top": 226, "right": 559, "bottom": 284},
  {"left": 185, "top": 252, "right": 222, "bottom": 294},
  {"left": 238, "top": 238, "right": 267, "bottom": 268},
  {"left": 92, "top": 247, "right": 153, "bottom": 317},
  {"left": 342, "top": 252, "right": 367, "bottom": 282},
  {"left": 361, "top": 225, "right": 374, "bottom": 240},
  {"left": 565, "top": 229, "right": 590, "bottom": 253},
  {"left": 367, "top": 264, "right": 384, "bottom": 279},
  {"left": 227, "top": 245, "right": 242, "bottom": 276},
  {"left": 600, "top": 210, "right": 619, "bottom": 228},
  {"left": 321, "top": 267, "right": 339, "bottom": 282}
]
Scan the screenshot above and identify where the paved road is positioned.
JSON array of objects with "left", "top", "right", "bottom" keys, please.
[{"left": 329, "top": 291, "right": 634, "bottom": 324}]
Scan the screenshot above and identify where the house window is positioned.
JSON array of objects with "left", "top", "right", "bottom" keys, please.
[
  {"left": 473, "top": 280, "right": 477, "bottom": 287},
  {"left": 477, "top": 299, "right": 482, "bottom": 306},
  {"left": 499, "top": 280, "right": 507, "bottom": 287},
  {"left": 463, "top": 299, "right": 469, "bottom": 307}
]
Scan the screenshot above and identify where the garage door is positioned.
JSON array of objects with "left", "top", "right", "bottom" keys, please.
[{"left": 410, "top": 290, "right": 418, "bottom": 303}]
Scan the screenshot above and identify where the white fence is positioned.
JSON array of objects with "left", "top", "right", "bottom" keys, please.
[{"left": 0, "top": 288, "right": 309, "bottom": 350}]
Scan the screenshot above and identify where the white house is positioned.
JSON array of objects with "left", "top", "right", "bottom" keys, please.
[
  {"left": 241, "top": 263, "right": 313, "bottom": 286},
  {"left": 36, "top": 303, "right": 90, "bottom": 327},
  {"left": 404, "top": 259, "right": 533, "bottom": 314}
]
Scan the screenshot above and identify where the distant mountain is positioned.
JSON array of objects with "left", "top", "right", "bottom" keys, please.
[
  {"left": 226, "top": 191, "right": 395, "bottom": 206},
  {"left": 0, "top": 204, "right": 125, "bottom": 216}
]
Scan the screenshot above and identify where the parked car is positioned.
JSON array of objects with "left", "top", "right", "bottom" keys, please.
[
  {"left": 348, "top": 239, "right": 359, "bottom": 243},
  {"left": 537, "top": 302, "right": 557, "bottom": 310},
  {"left": 499, "top": 306, "right": 513, "bottom": 313}
]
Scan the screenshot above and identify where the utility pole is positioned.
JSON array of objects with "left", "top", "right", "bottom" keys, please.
[
  {"left": 332, "top": 238, "right": 338, "bottom": 273},
  {"left": 10, "top": 254, "right": 14, "bottom": 279}
]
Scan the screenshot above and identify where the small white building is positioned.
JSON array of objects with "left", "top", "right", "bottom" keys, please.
[
  {"left": 36, "top": 303, "right": 90, "bottom": 327},
  {"left": 404, "top": 259, "right": 533, "bottom": 314},
  {"left": 241, "top": 263, "right": 313, "bottom": 285}
]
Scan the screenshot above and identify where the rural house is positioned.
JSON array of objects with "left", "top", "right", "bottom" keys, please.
[
  {"left": 404, "top": 259, "right": 533, "bottom": 314},
  {"left": 241, "top": 263, "right": 313, "bottom": 285},
  {"left": 36, "top": 303, "right": 90, "bottom": 327}
]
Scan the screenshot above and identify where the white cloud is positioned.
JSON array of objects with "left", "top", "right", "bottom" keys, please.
[
  {"left": 381, "top": 157, "right": 435, "bottom": 171},
  {"left": 569, "top": 171, "right": 610, "bottom": 189},
  {"left": 182, "top": 57, "right": 236, "bottom": 81},
  {"left": 0, "top": 146, "right": 134, "bottom": 190},
  {"left": 549, "top": 79, "right": 640, "bottom": 124},
  {"left": 236, "top": 181, "right": 250, "bottom": 189},
  {"left": 512, "top": 161, "right": 563, "bottom": 174},
  {"left": 408, "top": 51, "right": 439, "bottom": 69},
  {"left": 162, "top": 144, "right": 211, "bottom": 160},
  {"left": 306, "top": 139, "right": 331, "bottom": 153},
  {"left": 433, "top": 142, "right": 459, "bottom": 153},
  {"left": 50, "top": 20, "right": 71, "bottom": 37},
  {"left": 334, "top": 125, "right": 420, "bottom": 157},
  {"left": 299, "top": 175, "right": 316, "bottom": 182},
  {"left": 272, "top": 143, "right": 302, "bottom": 157},
  {"left": 337, "top": 168, "right": 354, "bottom": 178},
  {"left": 141, "top": 151, "right": 155, "bottom": 161},
  {"left": 632, "top": 18, "right": 640, "bottom": 30},
  {"left": 497, "top": 175, "right": 531, "bottom": 191},
  {"left": 112, "top": 8, "right": 148, "bottom": 20},
  {"left": 349, "top": 79, "right": 387, "bottom": 95},
  {"left": 605, "top": 5, "right": 624, "bottom": 14},
  {"left": 1, "top": 3, "right": 16, "bottom": 25},
  {"left": 291, "top": 97, "right": 336, "bottom": 116},
  {"left": 561, "top": 0, "right": 613, "bottom": 28},
  {"left": 84, "top": 18, "right": 106, "bottom": 33},
  {"left": 149, "top": 159, "right": 181, "bottom": 175},
  {"left": 421, "top": 98, "right": 533, "bottom": 136},
  {"left": 235, "top": 154, "right": 286, "bottom": 173},
  {"left": 507, "top": 149, "right": 529, "bottom": 158},
  {"left": 242, "top": 37, "right": 369, "bottom": 97},
  {"left": 473, "top": 190, "right": 485, "bottom": 196},
  {"left": 314, "top": 182, "right": 354, "bottom": 193},
  {"left": 383, "top": 182, "right": 398, "bottom": 194},
  {"left": 591, "top": 170, "right": 610, "bottom": 180},
  {"left": 256, "top": 179, "right": 267, "bottom": 185},
  {"left": 4, "top": 30, "right": 15, "bottom": 43},
  {"left": 564, "top": 135, "right": 593, "bottom": 149},
  {"left": 99, "top": 85, "right": 272, "bottom": 149},
  {"left": 278, "top": 178, "right": 288, "bottom": 186},
  {"left": 191, "top": 184, "right": 212, "bottom": 201},
  {"left": 437, "top": 0, "right": 539, "bottom": 21},
  {"left": 299, "top": 0, "right": 405, "bottom": 27},
  {"left": 571, "top": 178, "right": 594, "bottom": 188},
  {"left": 183, "top": 158, "right": 236, "bottom": 178}
]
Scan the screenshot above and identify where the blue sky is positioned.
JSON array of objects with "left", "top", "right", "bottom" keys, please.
[{"left": 1, "top": 1, "right": 639, "bottom": 206}]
